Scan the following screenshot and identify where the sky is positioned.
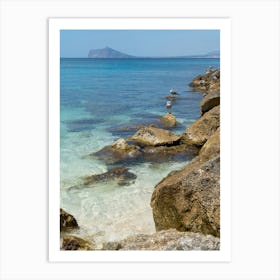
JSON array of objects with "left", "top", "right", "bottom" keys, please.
[{"left": 60, "top": 30, "right": 220, "bottom": 58}]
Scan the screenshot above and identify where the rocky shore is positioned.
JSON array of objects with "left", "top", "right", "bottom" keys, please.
[
  {"left": 60, "top": 68, "right": 220, "bottom": 250},
  {"left": 151, "top": 69, "right": 220, "bottom": 238}
]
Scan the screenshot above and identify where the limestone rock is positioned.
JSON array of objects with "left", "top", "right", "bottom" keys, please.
[
  {"left": 91, "top": 138, "right": 142, "bottom": 165},
  {"left": 181, "top": 105, "right": 220, "bottom": 147},
  {"left": 160, "top": 113, "right": 177, "bottom": 127},
  {"left": 200, "top": 91, "right": 220, "bottom": 115},
  {"left": 102, "top": 229, "right": 219, "bottom": 250},
  {"left": 129, "top": 126, "right": 180, "bottom": 147},
  {"left": 142, "top": 144, "right": 198, "bottom": 163},
  {"left": 199, "top": 128, "right": 220, "bottom": 162},
  {"left": 151, "top": 156, "right": 220, "bottom": 237},
  {"left": 61, "top": 235, "right": 93, "bottom": 250},
  {"left": 189, "top": 69, "right": 220, "bottom": 92},
  {"left": 83, "top": 167, "right": 137, "bottom": 186},
  {"left": 60, "top": 208, "right": 79, "bottom": 232}
]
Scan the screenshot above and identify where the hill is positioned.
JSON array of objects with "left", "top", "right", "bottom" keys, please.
[{"left": 88, "top": 47, "right": 135, "bottom": 58}]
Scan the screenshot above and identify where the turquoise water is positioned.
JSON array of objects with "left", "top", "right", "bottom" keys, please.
[{"left": 60, "top": 58, "right": 220, "bottom": 246}]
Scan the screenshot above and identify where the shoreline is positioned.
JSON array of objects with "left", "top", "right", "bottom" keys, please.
[{"left": 60, "top": 68, "right": 221, "bottom": 250}]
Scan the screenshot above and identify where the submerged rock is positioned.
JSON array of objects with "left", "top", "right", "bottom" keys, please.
[
  {"left": 151, "top": 156, "right": 220, "bottom": 237},
  {"left": 200, "top": 91, "right": 220, "bottom": 115},
  {"left": 181, "top": 105, "right": 220, "bottom": 147},
  {"left": 83, "top": 167, "right": 137, "bottom": 186},
  {"left": 102, "top": 229, "right": 219, "bottom": 250},
  {"left": 61, "top": 235, "right": 94, "bottom": 250},
  {"left": 60, "top": 208, "right": 79, "bottom": 232},
  {"left": 160, "top": 113, "right": 177, "bottom": 127},
  {"left": 129, "top": 126, "right": 181, "bottom": 147}
]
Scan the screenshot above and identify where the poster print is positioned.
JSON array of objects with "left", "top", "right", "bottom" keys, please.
[{"left": 49, "top": 18, "right": 231, "bottom": 262}]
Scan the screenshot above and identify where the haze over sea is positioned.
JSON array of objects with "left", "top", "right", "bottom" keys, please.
[{"left": 60, "top": 58, "right": 220, "bottom": 246}]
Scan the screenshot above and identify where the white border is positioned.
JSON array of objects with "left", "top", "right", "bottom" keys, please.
[{"left": 49, "top": 18, "right": 231, "bottom": 262}]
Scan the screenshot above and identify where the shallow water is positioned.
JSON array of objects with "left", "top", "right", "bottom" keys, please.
[{"left": 60, "top": 58, "right": 220, "bottom": 246}]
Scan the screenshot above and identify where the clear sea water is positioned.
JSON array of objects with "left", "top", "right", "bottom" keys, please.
[{"left": 60, "top": 58, "right": 220, "bottom": 247}]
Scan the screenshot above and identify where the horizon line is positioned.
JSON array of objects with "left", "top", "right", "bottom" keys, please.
[{"left": 60, "top": 56, "right": 220, "bottom": 59}]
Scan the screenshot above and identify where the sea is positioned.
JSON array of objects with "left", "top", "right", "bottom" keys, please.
[{"left": 60, "top": 58, "right": 220, "bottom": 247}]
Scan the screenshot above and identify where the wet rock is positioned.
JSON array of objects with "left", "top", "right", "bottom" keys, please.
[
  {"left": 102, "top": 229, "right": 219, "bottom": 250},
  {"left": 83, "top": 167, "right": 137, "bottom": 186},
  {"left": 129, "top": 126, "right": 181, "bottom": 147},
  {"left": 160, "top": 113, "right": 177, "bottom": 127},
  {"left": 181, "top": 105, "right": 220, "bottom": 147},
  {"left": 61, "top": 235, "right": 93, "bottom": 250},
  {"left": 111, "top": 138, "right": 139, "bottom": 154},
  {"left": 151, "top": 155, "right": 220, "bottom": 237},
  {"left": 92, "top": 137, "right": 198, "bottom": 166},
  {"left": 60, "top": 208, "right": 79, "bottom": 232},
  {"left": 91, "top": 138, "right": 142, "bottom": 165},
  {"left": 200, "top": 91, "right": 220, "bottom": 115}
]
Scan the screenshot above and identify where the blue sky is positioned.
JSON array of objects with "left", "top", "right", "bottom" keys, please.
[{"left": 60, "top": 30, "right": 219, "bottom": 58}]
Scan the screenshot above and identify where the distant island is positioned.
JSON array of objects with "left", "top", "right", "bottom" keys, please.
[
  {"left": 88, "top": 47, "right": 220, "bottom": 59},
  {"left": 88, "top": 47, "right": 135, "bottom": 58}
]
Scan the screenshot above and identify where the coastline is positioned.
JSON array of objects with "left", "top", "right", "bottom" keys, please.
[{"left": 60, "top": 67, "right": 221, "bottom": 250}]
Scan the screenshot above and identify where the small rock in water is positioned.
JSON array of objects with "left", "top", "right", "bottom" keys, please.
[
  {"left": 83, "top": 167, "right": 137, "bottom": 186},
  {"left": 160, "top": 113, "right": 177, "bottom": 127},
  {"left": 129, "top": 126, "right": 180, "bottom": 147},
  {"left": 91, "top": 138, "right": 142, "bottom": 166}
]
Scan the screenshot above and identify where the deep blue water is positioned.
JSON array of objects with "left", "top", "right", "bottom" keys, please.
[
  {"left": 61, "top": 58, "right": 219, "bottom": 134},
  {"left": 60, "top": 58, "right": 220, "bottom": 245}
]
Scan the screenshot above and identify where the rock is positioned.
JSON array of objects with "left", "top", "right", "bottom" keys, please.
[
  {"left": 60, "top": 208, "right": 79, "bottom": 232},
  {"left": 142, "top": 144, "right": 198, "bottom": 163},
  {"left": 110, "top": 138, "right": 140, "bottom": 155},
  {"left": 181, "top": 105, "right": 220, "bottom": 147},
  {"left": 160, "top": 113, "right": 177, "bottom": 127},
  {"left": 129, "top": 126, "right": 181, "bottom": 147},
  {"left": 102, "top": 229, "right": 219, "bottom": 250},
  {"left": 91, "top": 138, "right": 142, "bottom": 165},
  {"left": 61, "top": 235, "right": 94, "bottom": 250},
  {"left": 199, "top": 128, "right": 220, "bottom": 162},
  {"left": 92, "top": 137, "right": 197, "bottom": 167},
  {"left": 200, "top": 91, "right": 220, "bottom": 115},
  {"left": 102, "top": 241, "right": 122, "bottom": 250},
  {"left": 151, "top": 156, "right": 220, "bottom": 237},
  {"left": 83, "top": 167, "right": 137, "bottom": 186},
  {"left": 189, "top": 69, "right": 220, "bottom": 92}
]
